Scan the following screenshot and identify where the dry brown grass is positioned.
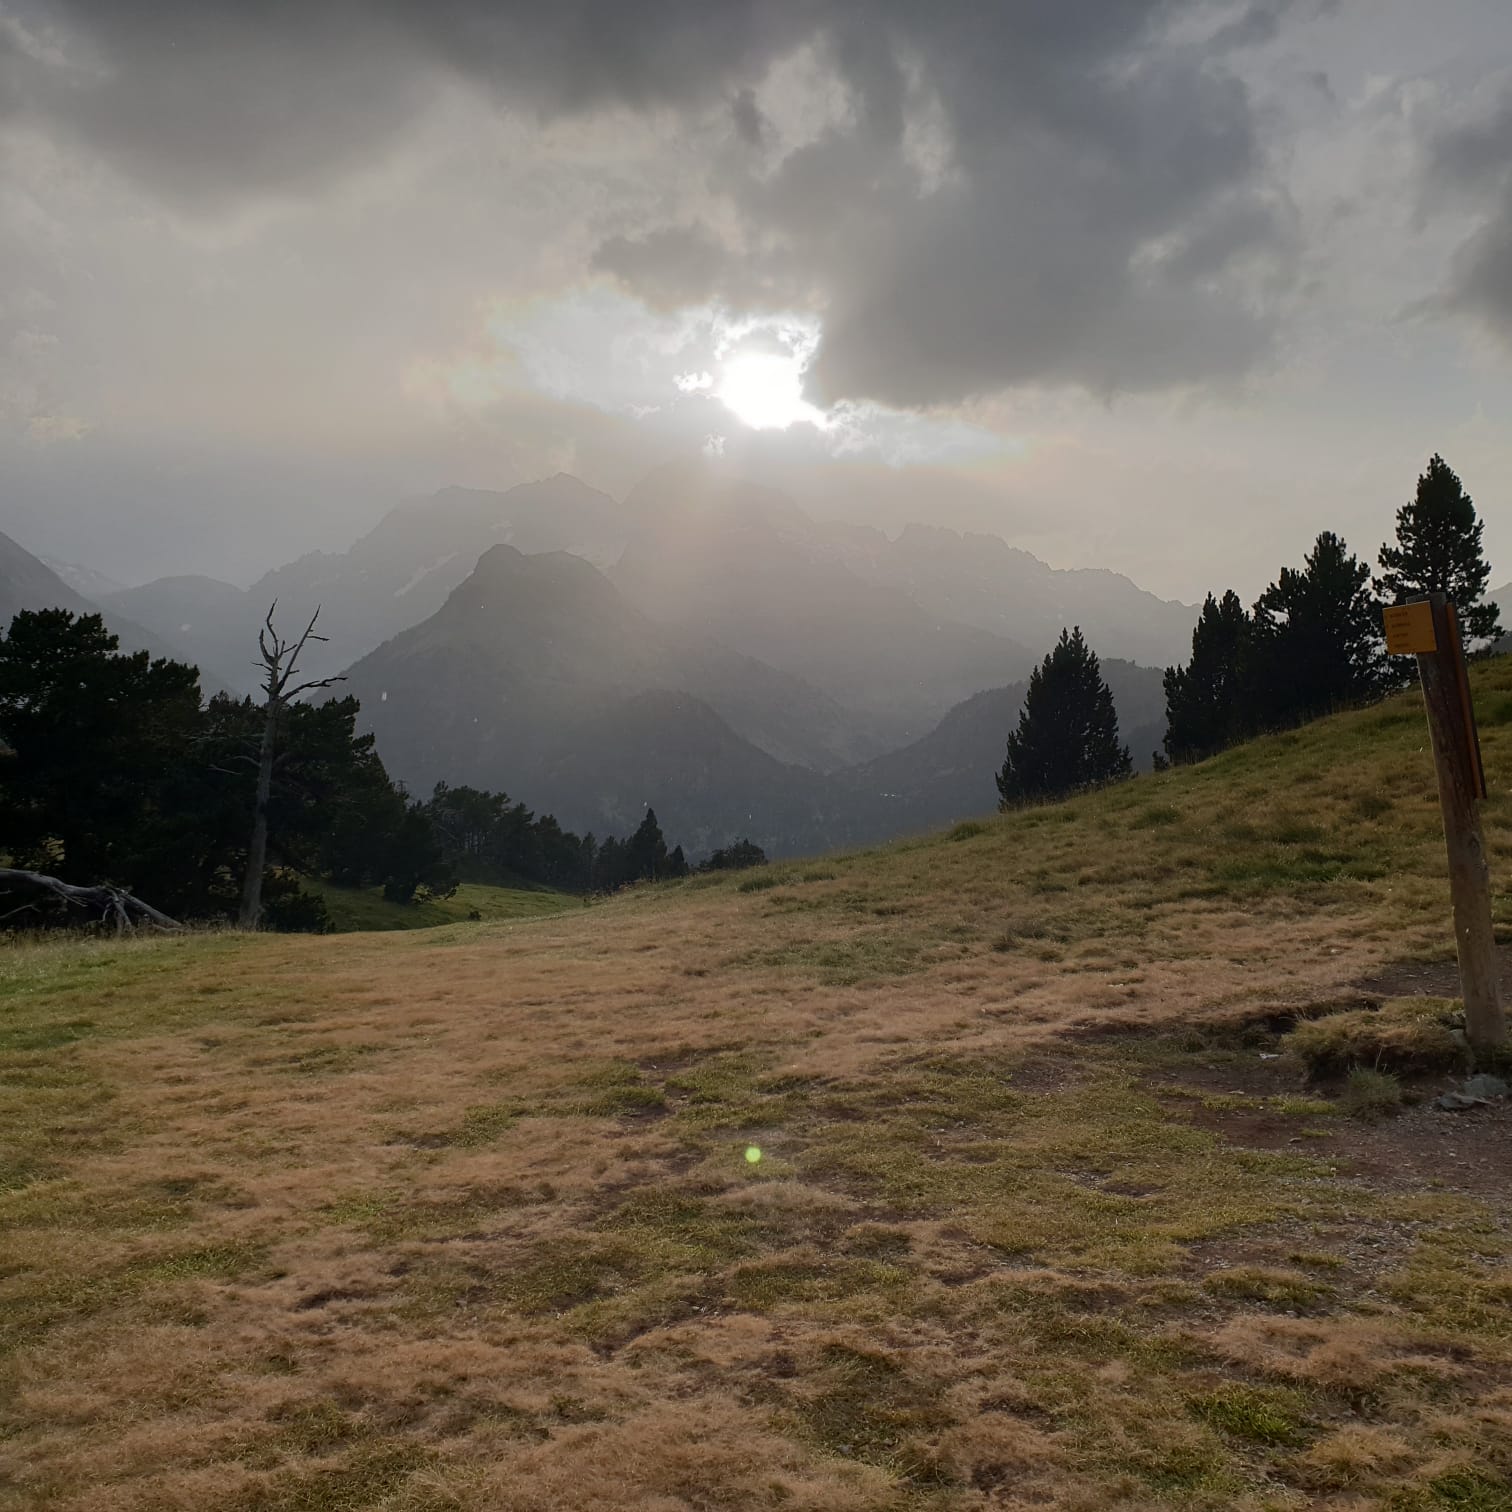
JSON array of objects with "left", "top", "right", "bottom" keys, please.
[{"left": 3, "top": 660, "right": 1512, "bottom": 1509}]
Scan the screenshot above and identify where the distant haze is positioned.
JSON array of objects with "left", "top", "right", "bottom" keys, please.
[
  {"left": 1, "top": 1, "right": 1510, "bottom": 600},
  {"left": 0, "top": 467, "right": 1196, "bottom": 855}
]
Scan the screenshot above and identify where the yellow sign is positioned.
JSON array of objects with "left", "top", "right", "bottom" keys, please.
[{"left": 1383, "top": 600, "right": 1436, "bottom": 655}]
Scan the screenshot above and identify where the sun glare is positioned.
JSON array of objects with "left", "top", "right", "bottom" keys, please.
[{"left": 715, "top": 350, "right": 824, "bottom": 431}]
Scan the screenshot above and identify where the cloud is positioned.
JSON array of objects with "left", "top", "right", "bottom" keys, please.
[
  {"left": 0, "top": 0, "right": 806, "bottom": 206},
  {"left": 588, "top": 2, "right": 1302, "bottom": 405},
  {"left": 592, "top": 226, "right": 729, "bottom": 310},
  {"left": 1419, "top": 78, "right": 1512, "bottom": 344},
  {"left": 0, "top": 0, "right": 1304, "bottom": 406}
]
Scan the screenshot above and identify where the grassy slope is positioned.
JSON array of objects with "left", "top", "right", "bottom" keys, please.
[
  {"left": 307, "top": 878, "right": 575, "bottom": 932},
  {"left": 1, "top": 659, "right": 1510, "bottom": 1511}
]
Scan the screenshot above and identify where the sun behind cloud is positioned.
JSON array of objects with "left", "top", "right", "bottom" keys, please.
[{"left": 715, "top": 349, "right": 826, "bottom": 431}]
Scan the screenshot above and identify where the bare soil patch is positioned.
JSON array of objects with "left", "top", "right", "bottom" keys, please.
[{"left": 1355, "top": 941, "right": 1512, "bottom": 999}]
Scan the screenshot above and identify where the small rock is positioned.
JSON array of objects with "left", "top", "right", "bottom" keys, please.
[
  {"left": 1461, "top": 1074, "right": 1509, "bottom": 1100},
  {"left": 1434, "top": 1091, "right": 1490, "bottom": 1112}
]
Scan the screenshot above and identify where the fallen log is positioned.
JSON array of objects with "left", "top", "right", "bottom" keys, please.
[{"left": 0, "top": 867, "right": 183, "bottom": 933}]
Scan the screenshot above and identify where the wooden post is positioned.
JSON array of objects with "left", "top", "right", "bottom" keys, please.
[{"left": 1403, "top": 594, "right": 1504, "bottom": 1052}]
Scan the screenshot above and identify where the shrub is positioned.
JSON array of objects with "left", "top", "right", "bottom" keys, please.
[
  {"left": 703, "top": 839, "right": 768, "bottom": 872},
  {"left": 260, "top": 883, "right": 334, "bottom": 934},
  {"left": 1289, "top": 998, "right": 1463, "bottom": 1076},
  {"left": 1338, "top": 1067, "right": 1403, "bottom": 1121}
]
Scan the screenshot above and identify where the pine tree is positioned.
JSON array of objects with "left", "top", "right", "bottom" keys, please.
[
  {"left": 1162, "top": 590, "right": 1252, "bottom": 764},
  {"left": 0, "top": 610, "right": 203, "bottom": 889},
  {"left": 1376, "top": 454, "right": 1501, "bottom": 643},
  {"left": 593, "top": 836, "right": 627, "bottom": 891},
  {"left": 1251, "top": 531, "right": 1385, "bottom": 727},
  {"left": 626, "top": 807, "right": 671, "bottom": 880},
  {"left": 997, "top": 627, "right": 1132, "bottom": 807}
]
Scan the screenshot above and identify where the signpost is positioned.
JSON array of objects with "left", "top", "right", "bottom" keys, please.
[{"left": 1385, "top": 594, "right": 1504, "bottom": 1051}]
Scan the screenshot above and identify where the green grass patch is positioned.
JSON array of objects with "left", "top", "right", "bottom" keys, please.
[
  {"left": 778, "top": 1342, "right": 955, "bottom": 1484},
  {"left": 308, "top": 878, "right": 573, "bottom": 932},
  {"left": 1339, "top": 1066, "right": 1405, "bottom": 1120}
]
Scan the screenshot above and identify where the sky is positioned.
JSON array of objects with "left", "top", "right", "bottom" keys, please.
[{"left": 1, "top": 0, "right": 1510, "bottom": 602}]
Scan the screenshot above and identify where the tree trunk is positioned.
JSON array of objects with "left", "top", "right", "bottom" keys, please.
[
  {"left": 235, "top": 603, "right": 344, "bottom": 928},
  {"left": 238, "top": 696, "right": 278, "bottom": 929}
]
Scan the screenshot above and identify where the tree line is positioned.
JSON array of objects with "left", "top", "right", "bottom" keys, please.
[
  {"left": 0, "top": 608, "right": 701, "bottom": 932},
  {"left": 1162, "top": 453, "right": 1499, "bottom": 765},
  {"left": 999, "top": 454, "right": 1501, "bottom": 805}
]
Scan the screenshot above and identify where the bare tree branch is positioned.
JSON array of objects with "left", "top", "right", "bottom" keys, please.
[
  {"left": 284, "top": 674, "right": 347, "bottom": 702},
  {"left": 0, "top": 868, "right": 183, "bottom": 933}
]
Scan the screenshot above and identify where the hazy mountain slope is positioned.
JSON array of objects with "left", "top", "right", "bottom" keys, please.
[
  {"left": 835, "top": 659, "right": 1168, "bottom": 843},
  {"left": 610, "top": 474, "right": 1028, "bottom": 746},
  {"left": 247, "top": 475, "right": 626, "bottom": 678},
  {"left": 0, "top": 531, "right": 98, "bottom": 626},
  {"left": 341, "top": 545, "right": 695, "bottom": 793},
  {"left": 674, "top": 646, "right": 893, "bottom": 771},
  {"left": 0, "top": 530, "right": 195, "bottom": 673},
  {"left": 340, "top": 545, "right": 888, "bottom": 810},
  {"left": 39, "top": 556, "right": 128, "bottom": 601},
  {"left": 823, "top": 521, "right": 1198, "bottom": 670},
  {"left": 528, "top": 690, "right": 855, "bottom": 858},
  {"left": 101, "top": 575, "right": 259, "bottom": 695}
]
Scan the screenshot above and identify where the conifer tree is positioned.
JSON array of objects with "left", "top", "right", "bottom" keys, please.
[
  {"left": 593, "top": 836, "right": 627, "bottom": 891},
  {"left": 0, "top": 609, "right": 202, "bottom": 889},
  {"left": 997, "top": 628, "right": 1131, "bottom": 807},
  {"left": 704, "top": 839, "right": 767, "bottom": 871},
  {"left": 1251, "top": 531, "right": 1384, "bottom": 726},
  {"left": 1376, "top": 454, "right": 1501, "bottom": 643},
  {"left": 626, "top": 807, "right": 671, "bottom": 880},
  {"left": 1162, "top": 590, "right": 1252, "bottom": 764}
]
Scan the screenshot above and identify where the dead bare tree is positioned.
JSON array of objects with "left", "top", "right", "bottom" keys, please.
[
  {"left": 0, "top": 867, "right": 182, "bottom": 933},
  {"left": 236, "top": 604, "right": 345, "bottom": 929}
]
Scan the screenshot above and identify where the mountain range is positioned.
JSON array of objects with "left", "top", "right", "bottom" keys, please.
[
  {"left": 2, "top": 466, "right": 1201, "bottom": 855},
  {"left": 341, "top": 541, "right": 1169, "bottom": 855},
  {"left": 0, "top": 531, "right": 208, "bottom": 675}
]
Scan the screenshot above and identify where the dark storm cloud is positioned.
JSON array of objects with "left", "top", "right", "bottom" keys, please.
[
  {"left": 714, "top": 1, "right": 1301, "bottom": 404},
  {"left": 1422, "top": 84, "right": 1512, "bottom": 344},
  {"left": 729, "top": 89, "right": 768, "bottom": 149},
  {"left": 0, "top": 3, "right": 433, "bottom": 200},
  {"left": 0, "top": 0, "right": 808, "bottom": 204},
  {"left": 591, "top": 226, "right": 730, "bottom": 310},
  {"left": 2, "top": 0, "right": 1307, "bottom": 403}
]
